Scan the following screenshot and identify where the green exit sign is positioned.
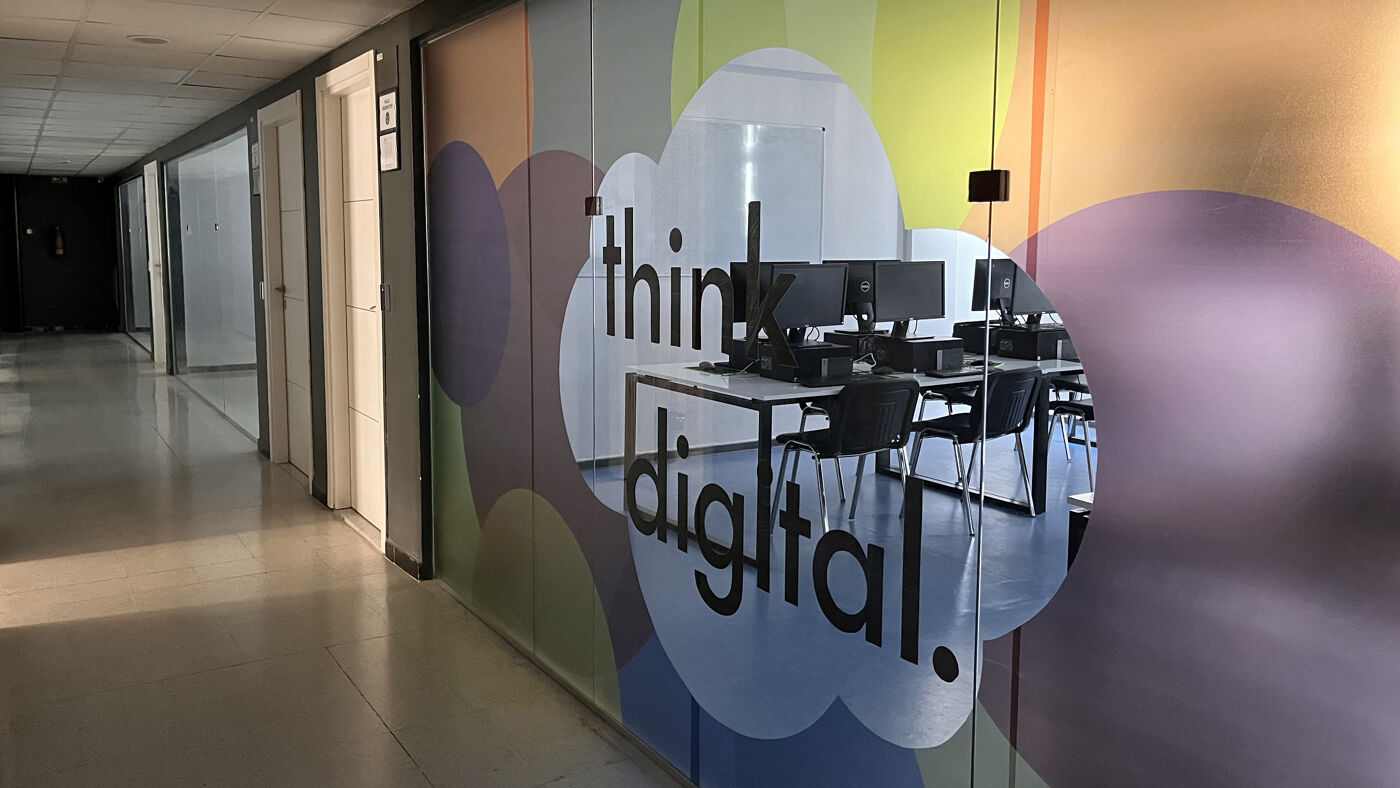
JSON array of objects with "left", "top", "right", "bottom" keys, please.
[{"left": 49, "top": 176, "right": 68, "bottom": 184}]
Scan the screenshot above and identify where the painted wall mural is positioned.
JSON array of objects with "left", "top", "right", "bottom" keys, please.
[{"left": 425, "top": 1, "right": 1400, "bottom": 786}]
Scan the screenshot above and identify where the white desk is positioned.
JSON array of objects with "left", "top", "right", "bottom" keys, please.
[{"left": 624, "top": 355, "right": 1083, "bottom": 527}]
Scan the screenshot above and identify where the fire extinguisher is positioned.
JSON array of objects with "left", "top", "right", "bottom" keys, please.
[{"left": 52, "top": 225, "right": 64, "bottom": 258}]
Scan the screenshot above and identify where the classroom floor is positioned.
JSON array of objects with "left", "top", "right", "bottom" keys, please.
[{"left": 0, "top": 333, "right": 679, "bottom": 787}]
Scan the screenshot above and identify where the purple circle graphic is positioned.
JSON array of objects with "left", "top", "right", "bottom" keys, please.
[{"left": 429, "top": 141, "right": 509, "bottom": 407}]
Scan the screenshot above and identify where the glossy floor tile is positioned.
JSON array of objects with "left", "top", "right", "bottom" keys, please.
[{"left": 0, "top": 333, "right": 679, "bottom": 788}]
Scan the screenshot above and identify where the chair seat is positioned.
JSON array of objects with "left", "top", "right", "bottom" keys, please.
[
  {"left": 775, "top": 428, "right": 841, "bottom": 456},
  {"left": 923, "top": 386, "right": 976, "bottom": 406},
  {"left": 911, "top": 412, "right": 978, "bottom": 444},
  {"left": 1050, "top": 398, "right": 1094, "bottom": 421},
  {"left": 1049, "top": 374, "right": 1090, "bottom": 395}
]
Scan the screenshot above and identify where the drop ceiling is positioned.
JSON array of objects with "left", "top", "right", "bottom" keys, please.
[{"left": 0, "top": 0, "right": 421, "bottom": 177}]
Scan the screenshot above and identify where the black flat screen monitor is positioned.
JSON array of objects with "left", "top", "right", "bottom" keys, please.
[
  {"left": 821, "top": 259, "right": 894, "bottom": 314},
  {"left": 874, "top": 261, "right": 945, "bottom": 322},
  {"left": 972, "top": 258, "right": 1018, "bottom": 311},
  {"left": 729, "top": 261, "right": 847, "bottom": 330}
]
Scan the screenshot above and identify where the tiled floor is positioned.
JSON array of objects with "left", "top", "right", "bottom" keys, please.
[{"left": 0, "top": 333, "right": 679, "bottom": 788}]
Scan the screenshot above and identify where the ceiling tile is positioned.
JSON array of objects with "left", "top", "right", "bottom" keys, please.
[
  {"left": 0, "top": 74, "right": 57, "bottom": 89},
  {"left": 0, "top": 97, "right": 50, "bottom": 108},
  {"left": 216, "top": 35, "right": 323, "bottom": 63},
  {"left": 0, "top": 39, "right": 66, "bottom": 59},
  {"left": 59, "top": 78, "right": 169, "bottom": 96},
  {"left": 201, "top": 54, "right": 297, "bottom": 79},
  {"left": 0, "top": 16, "right": 77, "bottom": 40},
  {"left": 70, "top": 43, "right": 207, "bottom": 70},
  {"left": 0, "top": 86, "right": 50, "bottom": 101},
  {"left": 87, "top": 0, "right": 258, "bottom": 34},
  {"left": 270, "top": 0, "right": 402, "bottom": 27},
  {"left": 63, "top": 61, "right": 190, "bottom": 83},
  {"left": 159, "top": 95, "right": 236, "bottom": 111},
  {"left": 241, "top": 14, "right": 363, "bottom": 47},
  {"left": 0, "top": 57, "right": 62, "bottom": 75},
  {"left": 182, "top": 70, "right": 272, "bottom": 90},
  {"left": 168, "top": 83, "right": 248, "bottom": 101},
  {"left": 0, "top": 0, "right": 86, "bottom": 20},
  {"left": 54, "top": 90, "right": 161, "bottom": 106},
  {"left": 149, "top": 0, "right": 276, "bottom": 11},
  {"left": 77, "top": 22, "right": 230, "bottom": 54}
]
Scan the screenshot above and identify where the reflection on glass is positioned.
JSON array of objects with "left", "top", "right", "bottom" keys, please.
[
  {"left": 165, "top": 131, "right": 259, "bottom": 439},
  {"left": 117, "top": 178, "right": 153, "bottom": 353}
]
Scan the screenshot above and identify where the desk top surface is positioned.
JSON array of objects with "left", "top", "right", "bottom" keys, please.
[{"left": 631, "top": 356, "right": 1085, "bottom": 405}]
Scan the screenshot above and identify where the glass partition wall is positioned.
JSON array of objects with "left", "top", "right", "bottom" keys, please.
[
  {"left": 165, "top": 131, "right": 260, "bottom": 439},
  {"left": 422, "top": 0, "right": 1039, "bottom": 783},
  {"left": 116, "top": 177, "right": 154, "bottom": 354}
]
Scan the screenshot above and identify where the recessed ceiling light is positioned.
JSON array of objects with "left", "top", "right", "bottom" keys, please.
[{"left": 126, "top": 35, "right": 170, "bottom": 45}]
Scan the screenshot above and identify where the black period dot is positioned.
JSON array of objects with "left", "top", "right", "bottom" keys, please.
[
  {"left": 669, "top": 227, "right": 683, "bottom": 252},
  {"left": 932, "top": 646, "right": 959, "bottom": 683}
]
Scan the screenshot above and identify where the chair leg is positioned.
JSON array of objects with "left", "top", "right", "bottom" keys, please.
[
  {"left": 835, "top": 457, "right": 846, "bottom": 502},
  {"left": 1015, "top": 432, "right": 1035, "bottom": 515},
  {"left": 1058, "top": 413, "right": 1071, "bottom": 460},
  {"left": 902, "top": 436, "right": 925, "bottom": 518},
  {"left": 848, "top": 453, "right": 867, "bottom": 520},
  {"left": 1084, "top": 421, "right": 1095, "bottom": 492},
  {"left": 814, "top": 455, "right": 829, "bottom": 532},
  {"left": 772, "top": 445, "right": 792, "bottom": 515},
  {"left": 897, "top": 447, "right": 911, "bottom": 520},
  {"left": 952, "top": 440, "right": 974, "bottom": 536}
]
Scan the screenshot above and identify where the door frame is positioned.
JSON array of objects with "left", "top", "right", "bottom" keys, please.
[
  {"left": 315, "top": 51, "right": 384, "bottom": 522},
  {"left": 256, "top": 91, "right": 310, "bottom": 483},
  {"left": 142, "top": 160, "right": 170, "bottom": 369}
]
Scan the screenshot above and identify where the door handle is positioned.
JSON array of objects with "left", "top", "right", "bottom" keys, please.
[{"left": 274, "top": 285, "right": 287, "bottom": 293}]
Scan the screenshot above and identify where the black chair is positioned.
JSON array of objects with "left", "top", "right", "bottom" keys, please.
[
  {"left": 1049, "top": 398, "right": 1095, "bottom": 491},
  {"left": 772, "top": 378, "right": 921, "bottom": 532},
  {"left": 1048, "top": 373, "right": 1090, "bottom": 459},
  {"left": 909, "top": 368, "right": 1044, "bottom": 535}
]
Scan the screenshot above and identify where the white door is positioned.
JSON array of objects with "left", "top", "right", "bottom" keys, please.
[
  {"left": 257, "top": 93, "right": 313, "bottom": 479},
  {"left": 317, "top": 53, "right": 386, "bottom": 534},
  {"left": 143, "top": 160, "right": 168, "bottom": 367},
  {"left": 341, "top": 82, "right": 386, "bottom": 530}
]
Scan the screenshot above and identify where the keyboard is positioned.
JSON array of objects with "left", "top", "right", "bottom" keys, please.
[{"left": 929, "top": 362, "right": 1002, "bottom": 378}]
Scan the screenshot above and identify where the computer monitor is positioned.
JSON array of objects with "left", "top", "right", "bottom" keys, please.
[
  {"left": 821, "top": 260, "right": 891, "bottom": 314},
  {"left": 1009, "top": 266, "right": 1054, "bottom": 315},
  {"left": 874, "top": 261, "right": 945, "bottom": 322},
  {"left": 972, "top": 258, "right": 1055, "bottom": 319},
  {"left": 729, "top": 262, "right": 848, "bottom": 337},
  {"left": 972, "top": 258, "right": 1018, "bottom": 312}
]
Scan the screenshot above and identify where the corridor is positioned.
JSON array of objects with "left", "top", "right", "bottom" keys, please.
[{"left": 0, "top": 334, "right": 674, "bottom": 787}]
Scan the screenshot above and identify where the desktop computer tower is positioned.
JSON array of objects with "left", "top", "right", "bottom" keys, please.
[
  {"left": 758, "top": 342, "right": 853, "bottom": 385},
  {"left": 994, "top": 324, "right": 1074, "bottom": 360},
  {"left": 954, "top": 322, "right": 1001, "bottom": 355},
  {"left": 872, "top": 336, "right": 964, "bottom": 373}
]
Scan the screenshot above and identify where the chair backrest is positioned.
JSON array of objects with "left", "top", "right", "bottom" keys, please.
[
  {"left": 973, "top": 368, "right": 1043, "bottom": 440},
  {"left": 829, "top": 378, "right": 921, "bottom": 455}
]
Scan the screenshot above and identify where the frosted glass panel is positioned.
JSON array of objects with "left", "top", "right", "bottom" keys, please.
[{"left": 166, "top": 130, "right": 259, "bottom": 439}]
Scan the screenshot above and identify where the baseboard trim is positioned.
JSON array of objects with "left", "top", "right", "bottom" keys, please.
[{"left": 385, "top": 540, "right": 428, "bottom": 580}]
